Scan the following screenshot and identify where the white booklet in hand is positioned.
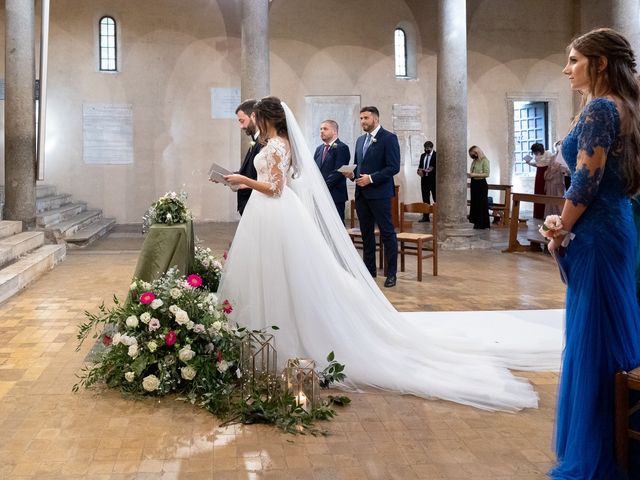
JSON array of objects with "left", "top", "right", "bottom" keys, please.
[
  {"left": 337, "top": 164, "right": 357, "bottom": 173},
  {"left": 208, "top": 162, "right": 233, "bottom": 185}
]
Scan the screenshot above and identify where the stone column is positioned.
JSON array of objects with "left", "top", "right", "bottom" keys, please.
[
  {"left": 436, "top": 0, "right": 479, "bottom": 249},
  {"left": 5, "top": 0, "right": 36, "bottom": 226},
  {"left": 240, "top": 0, "right": 270, "bottom": 101},
  {"left": 611, "top": 0, "right": 640, "bottom": 59}
]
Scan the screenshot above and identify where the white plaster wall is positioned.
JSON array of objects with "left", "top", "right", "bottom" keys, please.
[{"left": 0, "top": 0, "right": 587, "bottom": 223}]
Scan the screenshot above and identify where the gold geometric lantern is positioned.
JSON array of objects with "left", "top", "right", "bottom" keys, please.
[
  {"left": 283, "top": 358, "right": 320, "bottom": 411},
  {"left": 239, "top": 332, "right": 278, "bottom": 397}
]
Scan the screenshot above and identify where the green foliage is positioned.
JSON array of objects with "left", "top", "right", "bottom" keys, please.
[{"left": 319, "top": 351, "right": 347, "bottom": 388}]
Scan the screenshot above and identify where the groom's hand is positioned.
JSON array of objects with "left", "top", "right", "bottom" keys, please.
[{"left": 355, "top": 174, "right": 372, "bottom": 187}]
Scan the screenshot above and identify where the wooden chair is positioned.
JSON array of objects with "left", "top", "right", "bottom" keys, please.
[
  {"left": 396, "top": 202, "right": 438, "bottom": 280},
  {"left": 615, "top": 366, "right": 640, "bottom": 471},
  {"left": 346, "top": 200, "right": 384, "bottom": 272}
]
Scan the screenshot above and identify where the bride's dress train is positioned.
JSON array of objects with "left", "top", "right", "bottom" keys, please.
[{"left": 219, "top": 103, "right": 562, "bottom": 412}]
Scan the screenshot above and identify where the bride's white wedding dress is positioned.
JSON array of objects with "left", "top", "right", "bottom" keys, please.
[{"left": 219, "top": 103, "right": 562, "bottom": 411}]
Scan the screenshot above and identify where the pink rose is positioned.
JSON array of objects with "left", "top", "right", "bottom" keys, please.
[
  {"left": 186, "top": 274, "right": 203, "bottom": 288},
  {"left": 165, "top": 330, "right": 177, "bottom": 346},
  {"left": 222, "top": 299, "right": 233, "bottom": 314},
  {"left": 148, "top": 318, "right": 161, "bottom": 332},
  {"left": 139, "top": 292, "right": 155, "bottom": 304}
]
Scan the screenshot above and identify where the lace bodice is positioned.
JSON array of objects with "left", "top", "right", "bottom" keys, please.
[
  {"left": 562, "top": 98, "right": 628, "bottom": 224},
  {"left": 253, "top": 137, "right": 291, "bottom": 197}
]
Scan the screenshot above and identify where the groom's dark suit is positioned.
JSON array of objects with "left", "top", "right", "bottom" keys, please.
[
  {"left": 237, "top": 137, "right": 261, "bottom": 216},
  {"left": 353, "top": 127, "right": 400, "bottom": 277},
  {"left": 313, "top": 139, "right": 350, "bottom": 222}
]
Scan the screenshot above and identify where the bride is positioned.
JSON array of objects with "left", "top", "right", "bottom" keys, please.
[{"left": 220, "top": 96, "right": 562, "bottom": 411}]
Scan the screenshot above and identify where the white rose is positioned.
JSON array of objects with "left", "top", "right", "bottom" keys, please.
[
  {"left": 142, "top": 374, "right": 160, "bottom": 392},
  {"left": 213, "top": 310, "right": 222, "bottom": 320},
  {"left": 129, "top": 282, "right": 138, "bottom": 291},
  {"left": 112, "top": 333, "right": 122, "bottom": 345},
  {"left": 121, "top": 335, "right": 137, "bottom": 346},
  {"left": 140, "top": 312, "right": 151, "bottom": 324},
  {"left": 202, "top": 259, "right": 211, "bottom": 268},
  {"left": 186, "top": 320, "right": 195, "bottom": 330},
  {"left": 147, "top": 341, "right": 158, "bottom": 352},
  {"left": 124, "top": 371, "right": 135, "bottom": 382},
  {"left": 212, "top": 321, "right": 222, "bottom": 332},
  {"left": 128, "top": 344, "right": 139, "bottom": 358},
  {"left": 175, "top": 309, "right": 190, "bottom": 325},
  {"left": 141, "top": 282, "right": 152, "bottom": 290},
  {"left": 125, "top": 315, "right": 139, "bottom": 329},
  {"left": 169, "top": 304, "right": 179, "bottom": 314},
  {"left": 213, "top": 261, "right": 223, "bottom": 270},
  {"left": 193, "top": 324, "right": 205, "bottom": 334},
  {"left": 207, "top": 293, "right": 218, "bottom": 305},
  {"left": 150, "top": 299, "right": 163, "bottom": 310},
  {"left": 178, "top": 345, "right": 196, "bottom": 362},
  {"left": 181, "top": 366, "right": 197, "bottom": 380},
  {"left": 217, "top": 360, "right": 229, "bottom": 373},
  {"left": 170, "top": 288, "right": 182, "bottom": 299}
]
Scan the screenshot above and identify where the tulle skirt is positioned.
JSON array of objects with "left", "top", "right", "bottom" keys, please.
[{"left": 219, "top": 187, "right": 564, "bottom": 412}]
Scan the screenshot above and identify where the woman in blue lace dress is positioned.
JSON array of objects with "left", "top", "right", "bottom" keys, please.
[{"left": 544, "top": 29, "right": 640, "bottom": 478}]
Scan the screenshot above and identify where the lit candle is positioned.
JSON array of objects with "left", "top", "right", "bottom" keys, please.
[{"left": 296, "top": 391, "right": 307, "bottom": 408}]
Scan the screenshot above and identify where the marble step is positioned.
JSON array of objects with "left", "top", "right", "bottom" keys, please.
[
  {"left": 65, "top": 218, "right": 116, "bottom": 247},
  {"left": 43, "top": 209, "right": 103, "bottom": 242},
  {"left": 36, "top": 193, "right": 73, "bottom": 213},
  {"left": 36, "top": 202, "right": 87, "bottom": 228},
  {"left": 0, "top": 221, "right": 23, "bottom": 240},
  {"left": 0, "top": 244, "right": 66, "bottom": 304},
  {"left": 0, "top": 231, "right": 45, "bottom": 268},
  {"left": 0, "top": 184, "right": 57, "bottom": 204}
]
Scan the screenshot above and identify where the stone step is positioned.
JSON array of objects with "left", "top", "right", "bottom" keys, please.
[
  {"left": 36, "top": 202, "right": 87, "bottom": 228},
  {"left": 0, "top": 221, "right": 23, "bottom": 240},
  {"left": 36, "top": 193, "right": 72, "bottom": 213},
  {"left": 0, "top": 184, "right": 57, "bottom": 205},
  {"left": 65, "top": 218, "right": 116, "bottom": 247},
  {"left": 0, "top": 244, "right": 66, "bottom": 304},
  {"left": 0, "top": 231, "right": 45, "bottom": 268},
  {"left": 43, "top": 209, "right": 103, "bottom": 242}
]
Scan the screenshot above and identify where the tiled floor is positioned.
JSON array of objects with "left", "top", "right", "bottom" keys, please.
[{"left": 0, "top": 222, "right": 566, "bottom": 479}]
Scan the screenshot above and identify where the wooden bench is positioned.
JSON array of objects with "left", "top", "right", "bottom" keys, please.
[
  {"left": 467, "top": 183, "right": 512, "bottom": 226},
  {"left": 503, "top": 193, "right": 565, "bottom": 253}
]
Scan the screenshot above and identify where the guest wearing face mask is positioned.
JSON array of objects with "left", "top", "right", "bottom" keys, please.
[
  {"left": 467, "top": 146, "right": 490, "bottom": 229},
  {"left": 524, "top": 143, "right": 554, "bottom": 219}
]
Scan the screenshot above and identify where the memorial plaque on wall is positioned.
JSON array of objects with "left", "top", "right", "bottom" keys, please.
[
  {"left": 83, "top": 103, "right": 134, "bottom": 165},
  {"left": 392, "top": 104, "right": 422, "bottom": 132},
  {"left": 210, "top": 88, "right": 241, "bottom": 119}
]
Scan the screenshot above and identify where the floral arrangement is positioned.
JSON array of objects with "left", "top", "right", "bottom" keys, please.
[
  {"left": 539, "top": 214, "right": 566, "bottom": 238},
  {"left": 74, "top": 267, "right": 349, "bottom": 434},
  {"left": 191, "top": 245, "right": 224, "bottom": 292},
  {"left": 142, "top": 191, "right": 191, "bottom": 232},
  {"left": 74, "top": 269, "right": 240, "bottom": 412}
]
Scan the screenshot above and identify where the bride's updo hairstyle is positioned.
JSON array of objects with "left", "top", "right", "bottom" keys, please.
[
  {"left": 569, "top": 28, "right": 640, "bottom": 195},
  {"left": 254, "top": 96, "right": 288, "bottom": 144}
]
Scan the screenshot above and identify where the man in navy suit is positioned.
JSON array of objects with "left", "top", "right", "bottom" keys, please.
[
  {"left": 344, "top": 106, "right": 400, "bottom": 288},
  {"left": 313, "top": 120, "right": 350, "bottom": 223},
  {"left": 417, "top": 140, "right": 436, "bottom": 222},
  {"left": 235, "top": 100, "right": 261, "bottom": 216}
]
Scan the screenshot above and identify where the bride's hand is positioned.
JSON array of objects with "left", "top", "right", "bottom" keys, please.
[{"left": 224, "top": 174, "right": 247, "bottom": 186}]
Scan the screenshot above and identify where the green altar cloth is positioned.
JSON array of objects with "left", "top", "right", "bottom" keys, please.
[{"left": 132, "top": 221, "right": 195, "bottom": 283}]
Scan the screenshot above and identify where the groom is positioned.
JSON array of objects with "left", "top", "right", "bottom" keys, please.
[
  {"left": 345, "top": 106, "right": 400, "bottom": 288},
  {"left": 235, "top": 100, "right": 261, "bottom": 216}
]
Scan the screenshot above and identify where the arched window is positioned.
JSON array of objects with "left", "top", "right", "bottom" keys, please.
[
  {"left": 99, "top": 16, "right": 117, "bottom": 71},
  {"left": 394, "top": 28, "right": 407, "bottom": 77}
]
